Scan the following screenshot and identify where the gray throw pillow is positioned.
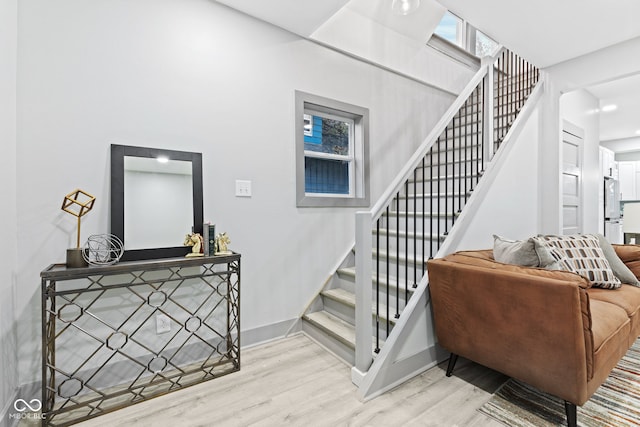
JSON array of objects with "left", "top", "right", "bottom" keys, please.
[
  {"left": 532, "top": 239, "right": 563, "bottom": 270},
  {"left": 594, "top": 233, "right": 640, "bottom": 287},
  {"left": 493, "top": 235, "right": 539, "bottom": 267}
]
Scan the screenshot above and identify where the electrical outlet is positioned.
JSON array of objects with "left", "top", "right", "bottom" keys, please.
[{"left": 156, "top": 314, "right": 171, "bottom": 334}]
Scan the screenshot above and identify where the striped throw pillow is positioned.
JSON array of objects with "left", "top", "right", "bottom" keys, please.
[{"left": 532, "top": 235, "right": 621, "bottom": 289}]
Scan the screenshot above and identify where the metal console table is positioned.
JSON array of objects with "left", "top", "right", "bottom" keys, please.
[{"left": 40, "top": 254, "right": 240, "bottom": 426}]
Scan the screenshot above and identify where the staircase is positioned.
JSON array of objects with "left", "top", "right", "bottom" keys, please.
[{"left": 301, "top": 48, "right": 540, "bottom": 372}]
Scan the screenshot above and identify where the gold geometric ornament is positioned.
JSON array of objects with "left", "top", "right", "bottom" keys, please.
[{"left": 61, "top": 189, "right": 96, "bottom": 249}]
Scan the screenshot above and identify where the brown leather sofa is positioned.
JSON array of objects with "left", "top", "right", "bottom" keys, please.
[{"left": 427, "top": 245, "right": 640, "bottom": 427}]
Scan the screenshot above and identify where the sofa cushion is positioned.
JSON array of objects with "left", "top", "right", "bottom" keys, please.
[
  {"left": 588, "top": 299, "right": 629, "bottom": 353},
  {"left": 588, "top": 284, "right": 640, "bottom": 344},
  {"left": 533, "top": 235, "right": 621, "bottom": 289},
  {"left": 586, "top": 299, "right": 631, "bottom": 399}
]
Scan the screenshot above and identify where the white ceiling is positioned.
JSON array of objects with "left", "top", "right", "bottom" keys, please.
[
  {"left": 214, "top": 0, "right": 350, "bottom": 37},
  {"left": 215, "top": 0, "right": 640, "bottom": 146},
  {"left": 588, "top": 74, "right": 640, "bottom": 142},
  {"left": 437, "top": 0, "right": 640, "bottom": 69},
  {"left": 437, "top": 0, "right": 640, "bottom": 146}
]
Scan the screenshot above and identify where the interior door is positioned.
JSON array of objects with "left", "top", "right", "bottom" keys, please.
[{"left": 562, "top": 125, "right": 583, "bottom": 235}]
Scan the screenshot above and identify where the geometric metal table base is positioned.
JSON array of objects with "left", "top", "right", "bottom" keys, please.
[{"left": 41, "top": 254, "right": 240, "bottom": 426}]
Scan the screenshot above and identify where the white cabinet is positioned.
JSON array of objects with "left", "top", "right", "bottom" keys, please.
[{"left": 619, "top": 161, "right": 637, "bottom": 200}]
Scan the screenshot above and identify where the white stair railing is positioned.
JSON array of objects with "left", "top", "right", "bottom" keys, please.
[{"left": 353, "top": 47, "right": 540, "bottom": 375}]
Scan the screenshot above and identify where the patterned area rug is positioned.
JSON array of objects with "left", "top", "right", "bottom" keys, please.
[{"left": 479, "top": 340, "right": 640, "bottom": 427}]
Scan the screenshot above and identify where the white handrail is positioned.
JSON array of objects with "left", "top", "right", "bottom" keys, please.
[{"left": 366, "top": 46, "right": 507, "bottom": 222}]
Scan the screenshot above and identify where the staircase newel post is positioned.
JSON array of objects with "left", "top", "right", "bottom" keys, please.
[
  {"left": 481, "top": 56, "right": 495, "bottom": 167},
  {"left": 354, "top": 211, "right": 374, "bottom": 375}
]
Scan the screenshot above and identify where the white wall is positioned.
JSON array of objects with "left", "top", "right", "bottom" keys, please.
[
  {"left": 15, "top": 0, "right": 455, "bottom": 387},
  {"left": 547, "top": 37, "right": 640, "bottom": 93},
  {"left": 560, "top": 89, "right": 601, "bottom": 233},
  {"left": 312, "top": 4, "right": 476, "bottom": 95},
  {"left": 0, "top": 0, "right": 18, "bottom": 416},
  {"left": 450, "top": 106, "right": 541, "bottom": 250}
]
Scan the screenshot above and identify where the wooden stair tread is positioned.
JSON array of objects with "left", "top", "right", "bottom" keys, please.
[
  {"left": 337, "top": 266, "right": 418, "bottom": 293},
  {"left": 303, "top": 311, "right": 356, "bottom": 349},
  {"left": 303, "top": 310, "right": 386, "bottom": 353}
]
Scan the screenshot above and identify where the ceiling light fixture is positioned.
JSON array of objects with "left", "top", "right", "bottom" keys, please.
[
  {"left": 601, "top": 104, "right": 618, "bottom": 112},
  {"left": 157, "top": 156, "right": 169, "bottom": 164},
  {"left": 636, "top": 130, "right": 640, "bottom": 135},
  {"left": 391, "top": 0, "right": 421, "bottom": 16}
]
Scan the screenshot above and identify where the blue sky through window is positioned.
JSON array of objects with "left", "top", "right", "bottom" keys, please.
[{"left": 434, "top": 11, "right": 460, "bottom": 44}]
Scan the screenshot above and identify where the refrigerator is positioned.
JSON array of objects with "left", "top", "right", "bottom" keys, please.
[{"left": 604, "top": 177, "right": 623, "bottom": 243}]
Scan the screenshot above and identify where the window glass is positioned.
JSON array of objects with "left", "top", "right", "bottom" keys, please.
[
  {"left": 303, "top": 114, "right": 351, "bottom": 156},
  {"left": 305, "top": 158, "right": 350, "bottom": 194},
  {"left": 475, "top": 30, "right": 498, "bottom": 57},
  {"left": 434, "top": 11, "right": 463, "bottom": 46},
  {"left": 303, "top": 111, "right": 353, "bottom": 196}
]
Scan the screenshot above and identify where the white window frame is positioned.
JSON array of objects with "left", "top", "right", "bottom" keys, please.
[
  {"left": 295, "top": 91, "right": 370, "bottom": 208},
  {"left": 430, "top": 10, "right": 499, "bottom": 60},
  {"left": 303, "top": 114, "right": 313, "bottom": 137}
]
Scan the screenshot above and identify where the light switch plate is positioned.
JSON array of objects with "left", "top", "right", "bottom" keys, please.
[{"left": 235, "top": 180, "right": 252, "bottom": 197}]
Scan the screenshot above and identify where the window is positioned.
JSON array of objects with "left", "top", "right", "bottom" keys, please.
[
  {"left": 432, "top": 11, "right": 498, "bottom": 59},
  {"left": 434, "top": 11, "right": 464, "bottom": 47},
  {"left": 474, "top": 30, "right": 498, "bottom": 58},
  {"left": 295, "top": 91, "right": 369, "bottom": 207}
]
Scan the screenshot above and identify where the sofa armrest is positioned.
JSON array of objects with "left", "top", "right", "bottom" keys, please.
[
  {"left": 427, "top": 256, "right": 592, "bottom": 405},
  {"left": 613, "top": 244, "right": 640, "bottom": 279}
]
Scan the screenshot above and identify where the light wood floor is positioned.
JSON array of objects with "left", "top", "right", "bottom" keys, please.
[{"left": 64, "top": 334, "right": 507, "bottom": 426}]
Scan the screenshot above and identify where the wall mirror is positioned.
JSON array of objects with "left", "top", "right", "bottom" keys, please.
[{"left": 111, "top": 144, "right": 203, "bottom": 261}]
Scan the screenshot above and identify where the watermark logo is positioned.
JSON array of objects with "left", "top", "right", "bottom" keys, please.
[
  {"left": 8, "top": 398, "right": 46, "bottom": 420},
  {"left": 14, "top": 399, "right": 42, "bottom": 412}
]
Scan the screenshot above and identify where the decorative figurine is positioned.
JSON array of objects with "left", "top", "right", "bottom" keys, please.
[
  {"left": 61, "top": 189, "right": 96, "bottom": 268},
  {"left": 214, "top": 232, "right": 232, "bottom": 255},
  {"left": 184, "top": 233, "right": 204, "bottom": 257}
]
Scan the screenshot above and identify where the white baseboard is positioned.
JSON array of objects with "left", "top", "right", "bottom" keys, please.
[{"left": 241, "top": 318, "right": 300, "bottom": 349}]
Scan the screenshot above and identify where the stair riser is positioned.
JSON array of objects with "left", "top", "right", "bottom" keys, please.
[
  {"left": 407, "top": 177, "right": 482, "bottom": 190},
  {"left": 433, "top": 135, "right": 482, "bottom": 155},
  {"left": 372, "top": 238, "right": 442, "bottom": 261},
  {"left": 414, "top": 161, "right": 484, "bottom": 181},
  {"left": 433, "top": 137, "right": 482, "bottom": 150},
  {"left": 371, "top": 263, "right": 426, "bottom": 289},
  {"left": 302, "top": 320, "right": 355, "bottom": 365},
  {"left": 334, "top": 271, "right": 414, "bottom": 310},
  {"left": 378, "top": 216, "right": 459, "bottom": 235},
  {"left": 334, "top": 274, "right": 356, "bottom": 294},
  {"left": 391, "top": 196, "right": 471, "bottom": 213},
  {"left": 494, "top": 100, "right": 525, "bottom": 115},
  {"left": 322, "top": 298, "right": 397, "bottom": 342}
]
